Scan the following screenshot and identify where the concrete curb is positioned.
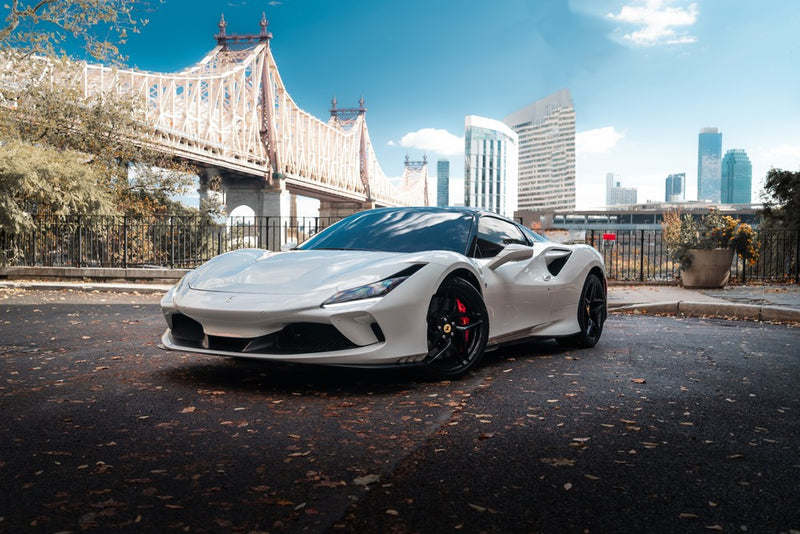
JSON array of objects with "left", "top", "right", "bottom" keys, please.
[
  {"left": 610, "top": 301, "right": 800, "bottom": 323},
  {"left": 0, "top": 281, "right": 172, "bottom": 294},
  {"left": 0, "top": 266, "right": 188, "bottom": 282}
]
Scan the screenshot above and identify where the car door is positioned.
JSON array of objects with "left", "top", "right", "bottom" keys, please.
[{"left": 472, "top": 216, "right": 552, "bottom": 343}]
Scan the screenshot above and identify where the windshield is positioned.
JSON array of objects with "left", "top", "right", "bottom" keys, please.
[{"left": 299, "top": 209, "right": 475, "bottom": 254}]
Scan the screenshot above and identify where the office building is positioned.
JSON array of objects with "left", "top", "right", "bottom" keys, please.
[
  {"left": 721, "top": 149, "right": 752, "bottom": 204},
  {"left": 504, "top": 89, "right": 576, "bottom": 211},
  {"left": 697, "top": 127, "right": 722, "bottom": 202},
  {"left": 436, "top": 160, "right": 450, "bottom": 207},
  {"left": 606, "top": 173, "right": 638, "bottom": 206},
  {"left": 464, "top": 115, "right": 518, "bottom": 217},
  {"left": 665, "top": 173, "right": 686, "bottom": 202}
]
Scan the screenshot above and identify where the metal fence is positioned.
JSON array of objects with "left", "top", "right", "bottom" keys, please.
[
  {"left": 2, "top": 216, "right": 799, "bottom": 283},
  {"left": 1, "top": 215, "right": 341, "bottom": 269},
  {"left": 584, "top": 229, "right": 800, "bottom": 284}
]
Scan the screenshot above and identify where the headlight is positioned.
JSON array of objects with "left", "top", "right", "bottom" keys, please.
[
  {"left": 322, "top": 276, "right": 409, "bottom": 307},
  {"left": 322, "top": 265, "right": 425, "bottom": 307}
]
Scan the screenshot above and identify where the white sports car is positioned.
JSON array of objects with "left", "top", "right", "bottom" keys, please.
[{"left": 160, "top": 207, "right": 607, "bottom": 378}]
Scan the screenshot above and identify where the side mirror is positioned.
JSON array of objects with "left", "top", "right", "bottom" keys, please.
[
  {"left": 487, "top": 243, "right": 533, "bottom": 270},
  {"left": 280, "top": 241, "right": 298, "bottom": 252}
]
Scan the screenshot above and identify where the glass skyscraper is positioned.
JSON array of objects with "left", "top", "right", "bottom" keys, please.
[
  {"left": 503, "top": 89, "right": 576, "bottom": 211},
  {"left": 436, "top": 160, "right": 450, "bottom": 207},
  {"left": 721, "top": 149, "right": 752, "bottom": 204},
  {"left": 697, "top": 128, "right": 722, "bottom": 202},
  {"left": 464, "top": 115, "right": 518, "bottom": 218},
  {"left": 665, "top": 173, "right": 686, "bottom": 202}
]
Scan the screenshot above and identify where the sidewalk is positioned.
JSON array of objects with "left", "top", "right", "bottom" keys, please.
[{"left": 608, "top": 283, "right": 800, "bottom": 323}]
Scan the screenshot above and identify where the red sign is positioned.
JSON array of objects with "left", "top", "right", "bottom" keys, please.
[{"left": 602, "top": 233, "right": 616, "bottom": 241}]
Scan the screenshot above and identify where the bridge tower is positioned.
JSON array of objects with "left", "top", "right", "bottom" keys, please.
[
  {"left": 401, "top": 155, "right": 430, "bottom": 207},
  {"left": 318, "top": 97, "right": 376, "bottom": 219},
  {"left": 196, "top": 14, "right": 295, "bottom": 225}
]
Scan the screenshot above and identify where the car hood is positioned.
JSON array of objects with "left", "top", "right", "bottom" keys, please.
[{"left": 186, "top": 249, "right": 423, "bottom": 295}]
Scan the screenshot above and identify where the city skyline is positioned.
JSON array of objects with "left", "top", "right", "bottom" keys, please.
[{"left": 74, "top": 0, "right": 798, "bottom": 209}]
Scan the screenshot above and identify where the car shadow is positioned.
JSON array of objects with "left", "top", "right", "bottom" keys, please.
[
  {"left": 159, "top": 338, "right": 571, "bottom": 395},
  {"left": 160, "top": 356, "right": 433, "bottom": 395}
]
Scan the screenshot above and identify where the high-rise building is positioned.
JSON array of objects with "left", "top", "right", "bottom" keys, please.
[
  {"left": 697, "top": 127, "right": 722, "bottom": 202},
  {"left": 464, "top": 115, "right": 518, "bottom": 217},
  {"left": 605, "top": 173, "right": 637, "bottom": 206},
  {"left": 665, "top": 173, "right": 686, "bottom": 202},
  {"left": 436, "top": 160, "right": 450, "bottom": 207},
  {"left": 721, "top": 149, "right": 752, "bottom": 204},
  {"left": 503, "top": 89, "right": 576, "bottom": 211}
]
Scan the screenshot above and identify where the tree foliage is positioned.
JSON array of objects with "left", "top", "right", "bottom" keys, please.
[
  {"left": 0, "top": 0, "right": 205, "bottom": 230},
  {"left": 761, "top": 168, "right": 800, "bottom": 231},
  {"left": 0, "top": 60, "right": 196, "bottom": 222},
  {"left": 0, "top": 139, "right": 115, "bottom": 232},
  {"left": 0, "top": 0, "right": 158, "bottom": 64}
]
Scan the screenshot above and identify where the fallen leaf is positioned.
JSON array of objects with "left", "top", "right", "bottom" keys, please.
[
  {"left": 679, "top": 513, "right": 699, "bottom": 519},
  {"left": 631, "top": 378, "right": 646, "bottom": 384},
  {"left": 353, "top": 474, "right": 380, "bottom": 487},
  {"left": 540, "top": 457, "right": 575, "bottom": 467}
]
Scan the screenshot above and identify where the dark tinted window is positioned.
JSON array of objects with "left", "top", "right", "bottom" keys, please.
[
  {"left": 473, "top": 216, "right": 528, "bottom": 258},
  {"left": 299, "top": 209, "right": 474, "bottom": 254}
]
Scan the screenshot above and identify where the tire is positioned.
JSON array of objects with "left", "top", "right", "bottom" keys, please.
[
  {"left": 424, "top": 277, "right": 489, "bottom": 379},
  {"left": 557, "top": 273, "right": 607, "bottom": 349}
]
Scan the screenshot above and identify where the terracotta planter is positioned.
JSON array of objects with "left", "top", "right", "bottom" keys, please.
[{"left": 680, "top": 248, "right": 735, "bottom": 289}]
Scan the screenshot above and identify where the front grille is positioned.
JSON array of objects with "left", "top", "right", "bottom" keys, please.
[
  {"left": 168, "top": 315, "right": 360, "bottom": 355},
  {"left": 236, "top": 323, "right": 357, "bottom": 354},
  {"left": 171, "top": 313, "right": 204, "bottom": 344}
]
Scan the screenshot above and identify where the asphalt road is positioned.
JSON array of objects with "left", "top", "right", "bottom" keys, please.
[{"left": 1, "top": 288, "right": 798, "bottom": 533}]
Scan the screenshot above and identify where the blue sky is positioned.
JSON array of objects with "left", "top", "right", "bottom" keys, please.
[{"left": 118, "top": 0, "right": 799, "bottom": 209}]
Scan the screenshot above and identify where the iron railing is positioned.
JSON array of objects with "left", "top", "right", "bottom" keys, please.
[
  {"left": 1, "top": 215, "right": 341, "bottom": 269},
  {"left": 584, "top": 229, "right": 800, "bottom": 284},
  {"left": 2, "top": 216, "right": 798, "bottom": 283}
]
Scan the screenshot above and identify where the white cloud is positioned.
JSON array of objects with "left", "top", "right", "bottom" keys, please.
[
  {"left": 576, "top": 126, "right": 624, "bottom": 154},
  {"left": 607, "top": 0, "right": 698, "bottom": 46},
  {"left": 398, "top": 128, "right": 463, "bottom": 156}
]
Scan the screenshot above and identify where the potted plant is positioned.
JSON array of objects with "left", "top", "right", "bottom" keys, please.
[{"left": 662, "top": 209, "right": 759, "bottom": 288}]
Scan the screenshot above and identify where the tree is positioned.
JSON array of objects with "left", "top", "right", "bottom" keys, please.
[
  {"left": 0, "top": 60, "right": 196, "bottom": 219},
  {"left": 0, "top": 0, "right": 157, "bottom": 64},
  {"left": 0, "top": 0, "right": 199, "bottom": 226},
  {"left": 0, "top": 139, "right": 115, "bottom": 232},
  {"left": 761, "top": 168, "right": 800, "bottom": 231}
]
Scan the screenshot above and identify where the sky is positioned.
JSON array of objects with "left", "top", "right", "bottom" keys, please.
[{"left": 112, "top": 0, "right": 800, "bottom": 209}]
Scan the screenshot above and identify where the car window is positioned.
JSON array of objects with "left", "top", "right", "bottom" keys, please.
[
  {"left": 299, "top": 209, "right": 475, "bottom": 254},
  {"left": 472, "top": 216, "right": 528, "bottom": 258}
]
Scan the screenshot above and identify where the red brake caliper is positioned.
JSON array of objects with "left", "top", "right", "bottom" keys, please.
[{"left": 456, "top": 298, "right": 470, "bottom": 342}]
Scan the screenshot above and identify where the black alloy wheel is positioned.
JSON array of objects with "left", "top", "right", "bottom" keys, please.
[
  {"left": 558, "top": 273, "right": 607, "bottom": 349},
  {"left": 425, "top": 277, "right": 489, "bottom": 378}
]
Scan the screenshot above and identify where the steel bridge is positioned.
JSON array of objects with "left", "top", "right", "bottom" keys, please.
[{"left": 68, "top": 15, "right": 428, "bottom": 219}]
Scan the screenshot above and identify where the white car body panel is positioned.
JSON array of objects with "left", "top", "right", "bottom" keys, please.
[{"left": 160, "top": 208, "right": 606, "bottom": 369}]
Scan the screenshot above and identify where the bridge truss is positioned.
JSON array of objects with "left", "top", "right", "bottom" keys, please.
[{"left": 15, "top": 15, "right": 427, "bottom": 208}]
